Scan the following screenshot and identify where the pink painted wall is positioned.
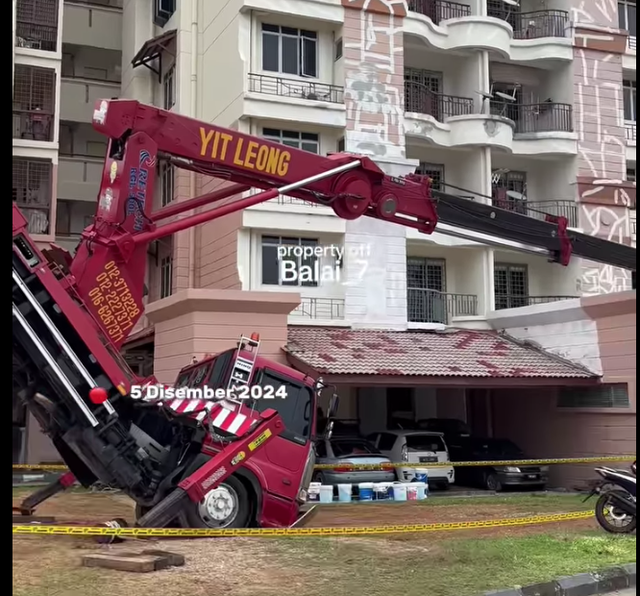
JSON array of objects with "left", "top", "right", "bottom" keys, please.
[{"left": 572, "top": 0, "right": 633, "bottom": 294}]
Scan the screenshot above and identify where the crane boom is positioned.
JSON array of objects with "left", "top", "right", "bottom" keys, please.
[{"left": 63, "top": 99, "right": 634, "bottom": 349}]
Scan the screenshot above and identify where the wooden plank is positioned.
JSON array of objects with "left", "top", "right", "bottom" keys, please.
[{"left": 81, "top": 554, "right": 169, "bottom": 573}]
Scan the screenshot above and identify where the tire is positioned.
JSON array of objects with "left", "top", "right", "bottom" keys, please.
[
  {"left": 438, "top": 482, "right": 450, "bottom": 491},
  {"left": 485, "top": 473, "right": 503, "bottom": 492},
  {"left": 178, "top": 475, "right": 252, "bottom": 529},
  {"left": 594, "top": 491, "right": 637, "bottom": 534}
]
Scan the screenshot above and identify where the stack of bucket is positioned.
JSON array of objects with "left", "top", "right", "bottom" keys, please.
[{"left": 308, "top": 470, "right": 429, "bottom": 504}]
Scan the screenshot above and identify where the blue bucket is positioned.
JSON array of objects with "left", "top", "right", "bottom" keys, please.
[
  {"left": 414, "top": 471, "right": 428, "bottom": 483},
  {"left": 359, "top": 482, "right": 374, "bottom": 501}
]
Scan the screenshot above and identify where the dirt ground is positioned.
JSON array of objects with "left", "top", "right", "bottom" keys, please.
[{"left": 12, "top": 490, "right": 634, "bottom": 596}]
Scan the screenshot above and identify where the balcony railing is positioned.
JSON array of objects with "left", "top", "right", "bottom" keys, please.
[
  {"left": 275, "top": 195, "right": 322, "bottom": 207},
  {"left": 15, "top": 205, "right": 51, "bottom": 235},
  {"left": 625, "top": 121, "right": 636, "bottom": 142},
  {"left": 629, "top": 36, "right": 636, "bottom": 51},
  {"left": 408, "top": 288, "right": 478, "bottom": 325},
  {"left": 490, "top": 101, "right": 573, "bottom": 133},
  {"left": 248, "top": 74, "right": 344, "bottom": 104},
  {"left": 495, "top": 294, "right": 578, "bottom": 310},
  {"left": 488, "top": 9, "right": 570, "bottom": 38},
  {"left": 291, "top": 297, "right": 345, "bottom": 320},
  {"left": 405, "top": 81, "right": 474, "bottom": 123},
  {"left": 15, "top": 22, "right": 58, "bottom": 52},
  {"left": 13, "top": 110, "right": 54, "bottom": 141},
  {"left": 407, "top": 0, "right": 471, "bottom": 24},
  {"left": 524, "top": 200, "right": 579, "bottom": 228}
]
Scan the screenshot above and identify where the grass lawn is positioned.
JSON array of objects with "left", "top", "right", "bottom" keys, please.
[{"left": 12, "top": 489, "right": 636, "bottom": 596}]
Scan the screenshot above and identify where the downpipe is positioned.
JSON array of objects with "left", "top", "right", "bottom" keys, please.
[{"left": 188, "top": 0, "right": 198, "bottom": 288}]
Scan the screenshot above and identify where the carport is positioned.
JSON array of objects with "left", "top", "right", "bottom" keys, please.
[{"left": 284, "top": 326, "right": 602, "bottom": 487}]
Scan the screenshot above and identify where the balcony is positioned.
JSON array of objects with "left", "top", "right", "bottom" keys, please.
[
  {"left": 290, "top": 297, "right": 346, "bottom": 320},
  {"left": 629, "top": 36, "right": 636, "bottom": 51},
  {"left": 248, "top": 74, "right": 344, "bottom": 104},
  {"left": 490, "top": 101, "right": 573, "bottom": 133},
  {"left": 405, "top": 81, "right": 474, "bottom": 123},
  {"left": 408, "top": 0, "right": 471, "bottom": 25},
  {"left": 62, "top": 0, "right": 122, "bottom": 52},
  {"left": 625, "top": 121, "right": 636, "bottom": 142},
  {"left": 13, "top": 109, "right": 54, "bottom": 142},
  {"left": 487, "top": 6, "right": 570, "bottom": 39},
  {"left": 494, "top": 294, "right": 578, "bottom": 310},
  {"left": 16, "top": 206, "right": 51, "bottom": 236},
  {"left": 60, "top": 77, "right": 120, "bottom": 123},
  {"left": 57, "top": 156, "right": 103, "bottom": 202},
  {"left": 492, "top": 198, "right": 579, "bottom": 228},
  {"left": 408, "top": 288, "right": 479, "bottom": 325},
  {"left": 15, "top": 21, "right": 58, "bottom": 52}
]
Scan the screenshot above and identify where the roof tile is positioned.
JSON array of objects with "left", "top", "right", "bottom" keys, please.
[{"left": 285, "top": 327, "right": 597, "bottom": 379}]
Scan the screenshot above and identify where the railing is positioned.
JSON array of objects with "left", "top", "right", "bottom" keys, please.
[
  {"left": 291, "top": 297, "right": 346, "bottom": 320},
  {"left": 486, "top": 8, "right": 569, "bottom": 38},
  {"left": 15, "top": 22, "right": 58, "bottom": 52},
  {"left": 15, "top": 206, "right": 51, "bottom": 235},
  {"left": 629, "top": 36, "right": 636, "bottom": 51},
  {"left": 275, "top": 195, "right": 322, "bottom": 207},
  {"left": 408, "top": 288, "right": 478, "bottom": 325},
  {"left": 13, "top": 110, "right": 54, "bottom": 141},
  {"left": 495, "top": 294, "right": 578, "bottom": 310},
  {"left": 70, "top": 0, "right": 123, "bottom": 6},
  {"left": 489, "top": 101, "right": 573, "bottom": 133},
  {"left": 407, "top": 0, "right": 471, "bottom": 24},
  {"left": 405, "top": 81, "right": 474, "bottom": 122},
  {"left": 248, "top": 74, "right": 344, "bottom": 104},
  {"left": 525, "top": 200, "right": 579, "bottom": 228},
  {"left": 625, "top": 121, "right": 636, "bottom": 142}
]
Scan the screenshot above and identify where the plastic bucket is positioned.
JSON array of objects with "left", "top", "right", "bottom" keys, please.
[
  {"left": 307, "top": 482, "right": 322, "bottom": 502},
  {"left": 406, "top": 484, "right": 419, "bottom": 501},
  {"left": 359, "top": 482, "right": 374, "bottom": 501},
  {"left": 414, "top": 482, "right": 427, "bottom": 500},
  {"left": 373, "top": 482, "right": 389, "bottom": 500},
  {"left": 392, "top": 483, "right": 407, "bottom": 502},
  {"left": 319, "top": 485, "right": 334, "bottom": 504},
  {"left": 414, "top": 470, "right": 428, "bottom": 484},
  {"left": 337, "top": 484, "right": 352, "bottom": 502}
]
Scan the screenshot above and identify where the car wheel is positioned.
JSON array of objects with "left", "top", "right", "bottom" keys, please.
[
  {"left": 438, "top": 482, "right": 450, "bottom": 491},
  {"left": 485, "top": 473, "right": 503, "bottom": 492}
]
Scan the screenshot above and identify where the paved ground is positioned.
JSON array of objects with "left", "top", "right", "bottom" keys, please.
[{"left": 608, "top": 589, "right": 635, "bottom": 595}]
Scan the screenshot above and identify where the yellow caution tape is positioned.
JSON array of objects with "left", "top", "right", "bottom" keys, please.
[
  {"left": 12, "top": 511, "right": 594, "bottom": 538},
  {"left": 12, "top": 455, "right": 635, "bottom": 473}
]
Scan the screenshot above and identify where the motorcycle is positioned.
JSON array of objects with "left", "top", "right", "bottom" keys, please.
[{"left": 583, "top": 461, "right": 636, "bottom": 534}]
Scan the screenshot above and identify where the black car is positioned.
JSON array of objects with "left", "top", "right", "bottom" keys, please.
[{"left": 449, "top": 437, "right": 549, "bottom": 491}]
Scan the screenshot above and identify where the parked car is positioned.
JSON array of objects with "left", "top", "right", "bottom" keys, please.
[
  {"left": 450, "top": 437, "right": 549, "bottom": 491},
  {"left": 313, "top": 437, "right": 396, "bottom": 488},
  {"left": 367, "top": 430, "right": 455, "bottom": 490}
]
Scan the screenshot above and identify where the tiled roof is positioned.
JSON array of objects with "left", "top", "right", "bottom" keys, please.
[{"left": 285, "top": 327, "right": 597, "bottom": 379}]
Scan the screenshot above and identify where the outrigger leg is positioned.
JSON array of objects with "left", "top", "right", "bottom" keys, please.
[{"left": 13, "top": 471, "right": 76, "bottom": 516}]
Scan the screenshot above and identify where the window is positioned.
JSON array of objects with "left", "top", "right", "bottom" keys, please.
[
  {"left": 160, "top": 162, "right": 174, "bottom": 206},
  {"left": 494, "top": 263, "right": 528, "bottom": 309},
  {"left": 261, "top": 24, "right": 318, "bottom": 78},
  {"left": 160, "top": 256, "right": 173, "bottom": 298},
  {"left": 627, "top": 166, "right": 636, "bottom": 182},
  {"left": 337, "top": 137, "right": 345, "bottom": 153},
  {"left": 154, "top": 0, "right": 175, "bottom": 27},
  {"left": 13, "top": 64, "right": 56, "bottom": 141},
  {"left": 16, "top": 0, "right": 59, "bottom": 52},
  {"left": 254, "top": 370, "right": 313, "bottom": 441},
  {"left": 334, "top": 37, "right": 343, "bottom": 60},
  {"left": 618, "top": 0, "right": 636, "bottom": 37},
  {"left": 407, "top": 257, "right": 447, "bottom": 324},
  {"left": 163, "top": 65, "right": 175, "bottom": 110},
  {"left": 492, "top": 170, "right": 527, "bottom": 213},
  {"left": 558, "top": 384, "right": 630, "bottom": 408},
  {"left": 13, "top": 158, "right": 52, "bottom": 235},
  {"left": 330, "top": 439, "right": 379, "bottom": 456},
  {"left": 377, "top": 433, "right": 398, "bottom": 451},
  {"left": 261, "top": 236, "right": 319, "bottom": 287},
  {"left": 416, "top": 163, "right": 445, "bottom": 190},
  {"left": 405, "top": 68, "right": 442, "bottom": 92},
  {"left": 405, "top": 435, "right": 446, "bottom": 452},
  {"left": 263, "top": 128, "right": 319, "bottom": 153},
  {"left": 623, "top": 80, "right": 636, "bottom": 122}
]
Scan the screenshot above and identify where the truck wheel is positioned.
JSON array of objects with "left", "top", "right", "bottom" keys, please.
[{"left": 179, "top": 475, "right": 251, "bottom": 529}]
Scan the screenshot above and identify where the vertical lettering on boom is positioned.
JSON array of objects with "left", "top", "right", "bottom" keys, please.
[
  {"left": 199, "top": 127, "right": 291, "bottom": 176},
  {"left": 125, "top": 150, "right": 155, "bottom": 232}
]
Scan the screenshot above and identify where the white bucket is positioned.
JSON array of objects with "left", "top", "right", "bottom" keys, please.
[
  {"left": 319, "top": 485, "right": 334, "bottom": 503},
  {"left": 307, "top": 482, "right": 322, "bottom": 502},
  {"left": 406, "top": 484, "right": 419, "bottom": 501},
  {"left": 414, "top": 482, "right": 428, "bottom": 500},
  {"left": 337, "top": 484, "right": 352, "bottom": 502},
  {"left": 359, "top": 482, "right": 374, "bottom": 501},
  {"left": 373, "top": 482, "right": 389, "bottom": 500},
  {"left": 392, "top": 483, "right": 407, "bottom": 501}
]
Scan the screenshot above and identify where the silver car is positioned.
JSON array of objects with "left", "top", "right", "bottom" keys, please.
[{"left": 313, "top": 436, "right": 396, "bottom": 487}]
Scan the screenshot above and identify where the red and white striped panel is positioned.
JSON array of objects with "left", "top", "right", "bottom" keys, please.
[{"left": 165, "top": 398, "right": 256, "bottom": 436}]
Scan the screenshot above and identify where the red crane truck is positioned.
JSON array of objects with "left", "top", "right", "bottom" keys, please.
[{"left": 12, "top": 99, "right": 636, "bottom": 530}]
